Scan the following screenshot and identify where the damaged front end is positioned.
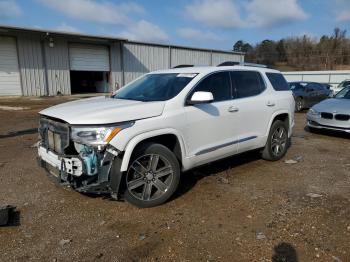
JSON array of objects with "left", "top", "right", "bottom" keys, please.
[{"left": 37, "top": 117, "right": 128, "bottom": 198}]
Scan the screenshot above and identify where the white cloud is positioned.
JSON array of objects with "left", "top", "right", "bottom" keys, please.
[
  {"left": 185, "top": 0, "right": 308, "bottom": 28},
  {"left": 38, "top": 0, "right": 144, "bottom": 25},
  {"left": 0, "top": 0, "right": 21, "bottom": 20},
  {"left": 337, "top": 11, "right": 350, "bottom": 22},
  {"left": 120, "top": 20, "right": 169, "bottom": 43},
  {"left": 55, "top": 23, "right": 81, "bottom": 33},
  {"left": 246, "top": 0, "right": 308, "bottom": 27},
  {"left": 38, "top": 0, "right": 168, "bottom": 43},
  {"left": 335, "top": 0, "right": 350, "bottom": 22},
  {"left": 185, "top": 0, "right": 244, "bottom": 28},
  {"left": 177, "top": 27, "right": 219, "bottom": 42}
]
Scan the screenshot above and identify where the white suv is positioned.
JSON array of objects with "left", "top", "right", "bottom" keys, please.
[{"left": 37, "top": 64, "right": 295, "bottom": 207}]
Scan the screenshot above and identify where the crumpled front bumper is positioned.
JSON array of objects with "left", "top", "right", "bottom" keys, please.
[
  {"left": 37, "top": 144, "right": 124, "bottom": 198},
  {"left": 38, "top": 146, "right": 83, "bottom": 176}
]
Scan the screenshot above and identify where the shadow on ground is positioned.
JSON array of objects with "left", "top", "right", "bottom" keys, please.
[
  {"left": 0, "top": 128, "right": 37, "bottom": 139},
  {"left": 272, "top": 242, "right": 298, "bottom": 262},
  {"left": 174, "top": 150, "right": 261, "bottom": 200},
  {"left": 304, "top": 126, "right": 350, "bottom": 139}
]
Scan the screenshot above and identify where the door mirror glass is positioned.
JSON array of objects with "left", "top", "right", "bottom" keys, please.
[{"left": 188, "top": 91, "right": 214, "bottom": 105}]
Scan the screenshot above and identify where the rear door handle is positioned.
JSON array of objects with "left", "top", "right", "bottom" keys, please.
[
  {"left": 228, "top": 106, "right": 239, "bottom": 113},
  {"left": 267, "top": 101, "right": 275, "bottom": 107}
]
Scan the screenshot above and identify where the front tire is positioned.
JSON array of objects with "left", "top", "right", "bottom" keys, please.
[
  {"left": 262, "top": 120, "right": 289, "bottom": 161},
  {"left": 124, "top": 143, "right": 180, "bottom": 208}
]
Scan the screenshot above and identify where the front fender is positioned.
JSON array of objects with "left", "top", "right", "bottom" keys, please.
[{"left": 117, "top": 129, "right": 187, "bottom": 172}]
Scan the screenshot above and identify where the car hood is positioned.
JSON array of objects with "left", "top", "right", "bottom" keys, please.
[
  {"left": 39, "top": 96, "right": 165, "bottom": 125},
  {"left": 313, "top": 98, "right": 350, "bottom": 114}
]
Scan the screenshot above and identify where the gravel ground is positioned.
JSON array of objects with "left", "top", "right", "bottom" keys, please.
[{"left": 0, "top": 97, "right": 349, "bottom": 262}]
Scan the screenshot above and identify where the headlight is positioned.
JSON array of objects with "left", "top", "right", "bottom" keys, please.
[
  {"left": 71, "top": 122, "right": 133, "bottom": 146},
  {"left": 308, "top": 108, "right": 320, "bottom": 116}
]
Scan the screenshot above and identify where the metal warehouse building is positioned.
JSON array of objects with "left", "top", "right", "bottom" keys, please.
[{"left": 0, "top": 25, "right": 244, "bottom": 96}]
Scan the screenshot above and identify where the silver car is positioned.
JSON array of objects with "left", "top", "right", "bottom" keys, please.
[{"left": 307, "top": 86, "right": 350, "bottom": 133}]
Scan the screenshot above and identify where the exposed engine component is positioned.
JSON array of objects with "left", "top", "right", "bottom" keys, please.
[{"left": 76, "top": 144, "right": 99, "bottom": 176}]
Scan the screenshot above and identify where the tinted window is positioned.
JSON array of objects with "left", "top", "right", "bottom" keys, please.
[
  {"left": 335, "top": 86, "right": 350, "bottom": 99},
  {"left": 314, "top": 83, "right": 326, "bottom": 91},
  {"left": 192, "top": 72, "right": 231, "bottom": 102},
  {"left": 307, "top": 83, "right": 324, "bottom": 91},
  {"left": 289, "top": 83, "right": 304, "bottom": 91},
  {"left": 231, "top": 71, "right": 265, "bottom": 98},
  {"left": 266, "top": 73, "right": 290, "bottom": 91},
  {"left": 306, "top": 83, "right": 321, "bottom": 91},
  {"left": 340, "top": 81, "right": 350, "bottom": 88}
]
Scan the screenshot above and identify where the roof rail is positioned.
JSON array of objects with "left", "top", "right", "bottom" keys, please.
[
  {"left": 217, "top": 61, "right": 268, "bottom": 68},
  {"left": 242, "top": 62, "right": 268, "bottom": 68},
  {"left": 172, "top": 64, "right": 194, "bottom": 69},
  {"left": 217, "top": 61, "right": 240, "bottom": 66}
]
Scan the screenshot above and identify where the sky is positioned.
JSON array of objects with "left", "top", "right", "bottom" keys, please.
[{"left": 0, "top": 0, "right": 349, "bottom": 51}]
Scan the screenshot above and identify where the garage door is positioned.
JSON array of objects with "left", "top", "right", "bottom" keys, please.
[
  {"left": 0, "top": 36, "right": 21, "bottom": 96},
  {"left": 69, "top": 43, "right": 110, "bottom": 71}
]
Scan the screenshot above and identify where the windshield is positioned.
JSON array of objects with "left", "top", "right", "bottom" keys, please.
[
  {"left": 114, "top": 73, "right": 197, "bottom": 102},
  {"left": 335, "top": 86, "right": 350, "bottom": 99}
]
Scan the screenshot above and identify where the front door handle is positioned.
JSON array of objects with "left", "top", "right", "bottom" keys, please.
[
  {"left": 228, "top": 106, "right": 239, "bottom": 113},
  {"left": 267, "top": 101, "right": 276, "bottom": 107}
]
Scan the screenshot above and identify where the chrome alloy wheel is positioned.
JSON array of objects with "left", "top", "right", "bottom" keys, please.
[
  {"left": 271, "top": 126, "right": 287, "bottom": 157},
  {"left": 126, "top": 154, "right": 174, "bottom": 201}
]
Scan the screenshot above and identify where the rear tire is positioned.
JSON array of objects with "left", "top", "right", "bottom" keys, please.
[
  {"left": 262, "top": 120, "right": 289, "bottom": 161},
  {"left": 124, "top": 143, "right": 180, "bottom": 208},
  {"left": 295, "top": 97, "right": 304, "bottom": 112}
]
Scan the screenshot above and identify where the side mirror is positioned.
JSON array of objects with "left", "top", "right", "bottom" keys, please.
[{"left": 187, "top": 91, "right": 214, "bottom": 105}]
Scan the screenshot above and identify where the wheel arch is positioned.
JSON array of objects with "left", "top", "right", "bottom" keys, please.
[
  {"left": 120, "top": 129, "right": 186, "bottom": 172},
  {"left": 266, "top": 111, "right": 291, "bottom": 137}
]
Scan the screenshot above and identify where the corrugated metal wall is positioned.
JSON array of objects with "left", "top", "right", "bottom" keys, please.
[
  {"left": 69, "top": 43, "right": 110, "bottom": 71},
  {"left": 0, "top": 36, "right": 22, "bottom": 95},
  {"left": 17, "top": 35, "right": 46, "bottom": 96},
  {"left": 110, "top": 42, "right": 123, "bottom": 91},
  {"left": 171, "top": 48, "right": 211, "bottom": 67},
  {"left": 123, "top": 43, "right": 169, "bottom": 84},
  {"left": 211, "top": 52, "right": 242, "bottom": 66},
  {"left": 0, "top": 30, "right": 244, "bottom": 96},
  {"left": 44, "top": 38, "right": 70, "bottom": 95},
  {"left": 121, "top": 43, "right": 245, "bottom": 84}
]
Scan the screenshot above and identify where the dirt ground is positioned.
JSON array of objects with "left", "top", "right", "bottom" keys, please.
[{"left": 0, "top": 96, "right": 349, "bottom": 262}]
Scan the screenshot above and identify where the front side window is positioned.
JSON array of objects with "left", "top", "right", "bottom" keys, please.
[
  {"left": 191, "top": 71, "right": 232, "bottom": 102},
  {"left": 114, "top": 73, "right": 197, "bottom": 102},
  {"left": 314, "top": 83, "right": 326, "bottom": 91},
  {"left": 266, "top": 73, "right": 290, "bottom": 91},
  {"left": 306, "top": 83, "right": 320, "bottom": 91},
  {"left": 231, "top": 71, "right": 265, "bottom": 99}
]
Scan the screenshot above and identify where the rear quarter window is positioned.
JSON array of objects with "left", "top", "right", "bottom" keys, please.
[{"left": 266, "top": 73, "right": 290, "bottom": 91}]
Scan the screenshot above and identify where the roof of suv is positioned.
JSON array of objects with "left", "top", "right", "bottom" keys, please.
[{"left": 154, "top": 66, "right": 281, "bottom": 75}]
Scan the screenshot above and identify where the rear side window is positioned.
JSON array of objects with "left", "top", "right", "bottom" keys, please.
[
  {"left": 311, "top": 83, "right": 325, "bottom": 91},
  {"left": 266, "top": 73, "right": 290, "bottom": 91},
  {"left": 289, "top": 83, "right": 304, "bottom": 91},
  {"left": 231, "top": 71, "right": 265, "bottom": 99},
  {"left": 192, "top": 71, "right": 232, "bottom": 102}
]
